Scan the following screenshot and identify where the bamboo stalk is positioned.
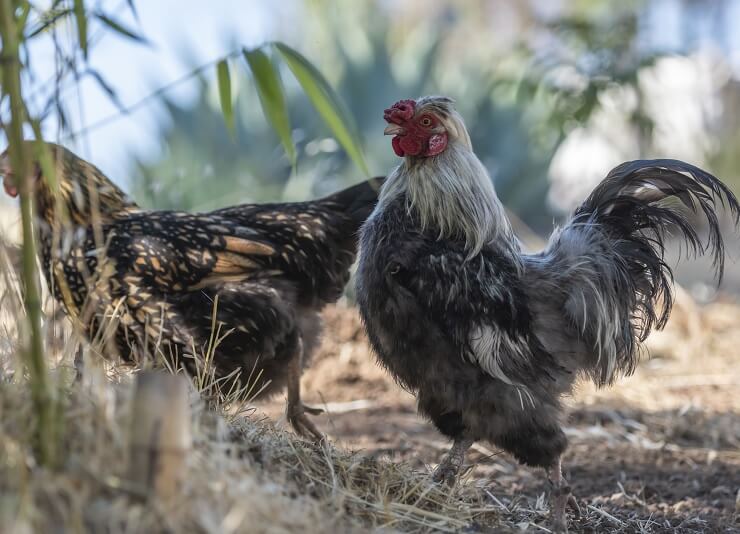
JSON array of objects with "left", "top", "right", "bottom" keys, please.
[
  {"left": 128, "top": 372, "right": 191, "bottom": 500},
  {"left": 0, "top": 0, "right": 56, "bottom": 466}
]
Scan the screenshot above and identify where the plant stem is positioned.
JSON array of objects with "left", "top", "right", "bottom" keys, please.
[{"left": 0, "top": 0, "right": 56, "bottom": 467}]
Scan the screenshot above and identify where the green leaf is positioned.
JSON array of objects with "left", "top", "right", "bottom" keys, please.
[
  {"left": 125, "top": 0, "right": 139, "bottom": 22},
  {"left": 94, "top": 12, "right": 149, "bottom": 44},
  {"left": 86, "top": 68, "right": 125, "bottom": 111},
  {"left": 273, "top": 42, "right": 369, "bottom": 177},
  {"left": 216, "top": 59, "right": 234, "bottom": 134},
  {"left": 26, "top": 8, "right": 73, "bottom": 39},
  {"left": 243, "top": 48, "right": 295, "bottom": 166},
  {"left": 73, "top": 0, "right": 87, "bottom": 59}
]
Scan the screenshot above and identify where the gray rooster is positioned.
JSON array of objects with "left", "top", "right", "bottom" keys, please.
[{"left": 355, "top": 96, "right": 739, "bottom": 530}]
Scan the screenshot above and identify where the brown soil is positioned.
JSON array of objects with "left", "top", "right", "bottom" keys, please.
[{"left": 260, "top": 301, "right": 740, "bottom": 533}]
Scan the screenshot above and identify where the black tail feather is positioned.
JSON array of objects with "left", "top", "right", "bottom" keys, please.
[
  {"left": 574, "top": 159, "right": 739, "bottom": 339},
  {"left": 576, "top": 159, "right": 739, "bottom": 282},
  {"left": 320, "top": 176, "right": 386, "bottom": 228},
  {"left": 558, "top": 159, "right": 739, "bottom": 385}
]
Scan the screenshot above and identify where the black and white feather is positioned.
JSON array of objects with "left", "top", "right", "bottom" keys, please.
[{"left": 356, "top": 97, "right": 739, "bottom": 476}]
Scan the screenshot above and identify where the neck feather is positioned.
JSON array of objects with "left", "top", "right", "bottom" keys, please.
[
  {"left": 36, "top": 151, "right": 138, "bottom": 232},
  {"left": 379, "top": 141, "right": 518, "bottom": 257}
]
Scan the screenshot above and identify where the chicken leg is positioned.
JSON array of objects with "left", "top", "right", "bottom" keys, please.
[
  {"left": 73, "top": 346, "right": 84, "bottom": 382},
  {"left": 547, "top": 457, "right": 581, "bottom": 532},
  {"left": 432, "top": 437, "right": 473, "bottom": 485},
  {"left": 286, "top": 336, "right": 324, "bottom": 441}
]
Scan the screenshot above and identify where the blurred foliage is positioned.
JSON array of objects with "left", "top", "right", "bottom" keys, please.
[
  {"left": 131, "top": 0, "right": 739, "bottom": 232},
  {"left": 710, "top": 79, "right": 740, "bottom": 191}
]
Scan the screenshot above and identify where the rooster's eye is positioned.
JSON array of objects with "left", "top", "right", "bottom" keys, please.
[{"left": 419, "top": 117, "right": 433, "bottom": 127}]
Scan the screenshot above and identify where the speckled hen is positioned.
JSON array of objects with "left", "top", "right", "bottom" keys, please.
[
  {"left": 1, "top": 141, "right": 383, "bottom": 440},
  {"left": 355, "top": 96, "right": 739, "bottom": 530}
]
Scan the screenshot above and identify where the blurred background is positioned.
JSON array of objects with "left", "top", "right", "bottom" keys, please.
[
  {"left": 1, "top": 5, "right": 738, "bottom": 530},
  {"left": 3, "top": 0, "right": 740, "bottom": 293}
]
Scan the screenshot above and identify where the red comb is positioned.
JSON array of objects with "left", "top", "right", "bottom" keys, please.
[{"left": 383, "top": 99, "right": 416, "bottom": 124}]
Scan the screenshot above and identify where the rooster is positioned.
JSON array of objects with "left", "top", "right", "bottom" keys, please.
[
  {"left": 355, "top": 96, "right": 739, "bottom": 530},
  {"left": 1, "top": 141, "right": 383, "bottom": 440}
]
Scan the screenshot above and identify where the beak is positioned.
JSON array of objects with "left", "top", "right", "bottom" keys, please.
[
  {"left": 2, "top": 174, "right": 18, "bottom": 198},
  {"left": 384, "top": 124, "right": 405, "bottom": 136},
  {"left": 0, "top": 155, "right": 18, "bottom": 198}
]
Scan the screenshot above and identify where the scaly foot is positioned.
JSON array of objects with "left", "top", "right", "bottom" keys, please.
[
  {"left": 287, "top": 401, "right": 324, "bottom": 441},
  {"left": 550, "top": 483, "right": 581, "bottom": 532},
  {"left": 432, "top": 460, "right": 461, "bottom": 486},
  {"left": 431, "top": 437, "right": 472, "bottom": 486}
]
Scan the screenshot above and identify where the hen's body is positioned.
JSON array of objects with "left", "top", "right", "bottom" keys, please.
[
  {"left": 356, "top": 96, "right": 739, "bottom": 530},
  {"left": 48, "top": 199, "right": 370, "bottom": 394},
  {"left": 3, "top": 142, "right": 383, "bottom": 438}
]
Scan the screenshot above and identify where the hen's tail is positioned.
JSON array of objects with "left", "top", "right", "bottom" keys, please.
[
  {"left": 551, "top": 160, "right": 739, "bottom": 385},
  {"left": 319, "top": 176, "right": 386, "bottom": 229}
]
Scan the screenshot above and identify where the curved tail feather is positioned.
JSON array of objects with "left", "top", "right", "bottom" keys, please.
[{"left": 551, "top": 159, "right": 739, "bottom": 385}]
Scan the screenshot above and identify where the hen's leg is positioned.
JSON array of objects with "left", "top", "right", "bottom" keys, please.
[
  {"left": 286, "top": 336, "right": 324, "bottom": 441},
  {"left": 432, "top": 437, "right": 473, "bottom": 485},
  {"left": 73, "top": 346, "right": 84, "bottom": 382},
  {"left": 547, "top": 457, "right": 581, "bottom": 532}
]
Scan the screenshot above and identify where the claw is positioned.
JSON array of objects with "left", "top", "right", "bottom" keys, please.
[
  {"left": 302, "top": 403, "right": 324, "bottom": 416},
  {"left": 432, "top": 462, "right": 459, "bottom": 486},
  {"left": 285, "top": 336, "right": 324, "bottom": 442},
  {"left": 568, "top": 494, "right": 581, "bottom": 518},
  {"left": 551, "top": 515, "right": 568, "bottom": 533},
  {"left": 287, "top": 401, "right": 324, "bottom": 442},
  {"left": 548, "top": 458, "right": 577, "bottom": 532},
  {"left": 550, "top": 484, "right": 573, "bottom": 532},
  {"left": 431, "top": 437, "right": 472, "bottom": 487}
]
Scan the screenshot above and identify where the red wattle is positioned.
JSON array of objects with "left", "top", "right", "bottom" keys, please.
[
  {"left": 391, "top": 136, "right": 405, "bottom": 157},
  {"left": 399, "top": 136, "right": 422, "bottom": 156}
]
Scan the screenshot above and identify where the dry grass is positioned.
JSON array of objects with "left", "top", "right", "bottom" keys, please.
[
  {"left": 0, "top": 231, "right": 505, "bottom": 534},
  {"left": 0, "top": 371, "right": 508, "bottom": 533},
  {"left": 2, "top": 289, "right": 737, "bottom": 534},
  {"left": 0, "top": 199, "right": 738, "bottom": 533},
  {"left": 273, "top": 301, "right": 740, "bottom": 533}
]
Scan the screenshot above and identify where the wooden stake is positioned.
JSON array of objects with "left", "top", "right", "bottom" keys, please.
[{"left": 128, "top": 372, "right": 191, "bottom": 500}]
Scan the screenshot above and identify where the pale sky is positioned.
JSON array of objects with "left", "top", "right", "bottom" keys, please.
[
  {"left": 22, "top": 0, "right": 285, "bottom": 185},
  {"left": 11, "top": 0, "right": 740, "bottom": 190}
]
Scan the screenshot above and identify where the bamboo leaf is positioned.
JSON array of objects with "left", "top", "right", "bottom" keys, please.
[
  {"left": 216, "top": 59, "right": 234, "bottom": 134},
  {"left": 94, "top": 12, "right": 149, "bottom": 44},
  {"left": 86, "top": 68, "right": 125, "bottom": 111},
  {"left": 243, "top": 48, "right": 295, "bottom": 166},
  {"left": 273, "top": 42, "right": 369, "bottom": 177},
  {"left": 26, "top": 8, "right": 73, "bottom": 39},
  {"left": 125, "top": 0, "right": 139, "bottom": 22},
  {"left": 73, "top": 0, "right": 87, "bottom": 59}
]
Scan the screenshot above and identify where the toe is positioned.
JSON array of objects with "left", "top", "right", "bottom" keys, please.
[
  {"left": 551, "top": 517, "right": 568, "bottom": 533},
  {"left": 432, "top": 465, "right": 458, "bottom": 486},
  {"left": 288, "top": 410, "right": 324, "bottom": 442},
  {"left": 302, "top": 404, "right": 324, "bottom": 415},
  {"left": 568, "top": 494, "right": 581, "bottom": 518}
]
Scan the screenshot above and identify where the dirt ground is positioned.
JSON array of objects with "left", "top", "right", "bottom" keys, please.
[{"left": 260, "top": 300, "right": 740, "bottom": 533}]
